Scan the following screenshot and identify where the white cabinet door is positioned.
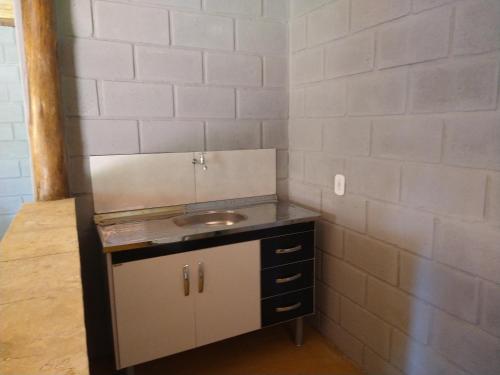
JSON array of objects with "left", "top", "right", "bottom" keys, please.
[
  {"left": 112, "top": 252, "right": 197, "bottom": 368},
  {"left": 193, "top": 241, "right": 261, "bottom": 347}
]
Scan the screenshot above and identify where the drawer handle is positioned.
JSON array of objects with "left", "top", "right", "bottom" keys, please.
[
  {"left": 275, "top": 245, "right": 302, "bottom": 255},
  {"left": 275, "top": 302, "right": 302, "bottom": 313},
  {"left": 276, "top": 272, "right": 302, "bottom": 284},
  {"left": 183, "top": 265, "right": 190, "bottom": 296}
]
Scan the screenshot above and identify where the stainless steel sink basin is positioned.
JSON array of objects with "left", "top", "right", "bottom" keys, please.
[{"left": 173, "top": 210, "right": 247, "bottom": 227}]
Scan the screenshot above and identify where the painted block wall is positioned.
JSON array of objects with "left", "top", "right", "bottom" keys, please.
[
  {"left": 56, "top": 0, "right": 289, "bottom": 232},
  {"left": 0, "top": 25, "right": 31, "bottom": 238},
  {"left": 288, "top": 1, "right": 500, "bottom": 374},
  {"left": 54, "top": 0, "right": 289, "bottom": 358}
]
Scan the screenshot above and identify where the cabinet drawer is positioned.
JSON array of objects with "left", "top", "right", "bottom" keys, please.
[
  {"left": 261, "top": 231, "right": 314, "bottom": 269},
  {"left": 261, "top": 288, "right": 314, "bottom": 327},
  {"left": 261, "top": 260, "right": 314, "bottom": 298}
]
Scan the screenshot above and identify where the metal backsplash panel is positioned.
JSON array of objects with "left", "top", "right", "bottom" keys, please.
[{"left": 90, "top": 149, "right": 276, "bottom": 214}]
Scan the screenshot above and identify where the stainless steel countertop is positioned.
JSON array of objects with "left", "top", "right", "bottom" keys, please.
[{"left": 97, "top": 201, "right": 320, "bottom": 252}]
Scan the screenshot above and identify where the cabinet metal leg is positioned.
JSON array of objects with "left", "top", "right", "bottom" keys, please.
[
  {"left": 294, "top": 317, "right": 304, "bottom": 346},
  {"left": 122, "top": 366, "right": 135, "bottom": 375}
]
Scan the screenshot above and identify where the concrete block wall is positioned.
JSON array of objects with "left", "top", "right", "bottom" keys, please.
[
  {"left": 289, "top": 1, "right": 500, "bottom": 374},
  {"left": 54, "top": 0, "right": 289, "bottom": 358},
  {"left": 56, "top": 0, "right": 289, "bottom": 202},
  {"left": 0, "top": 26, "right": 31, "bottom": 238}
]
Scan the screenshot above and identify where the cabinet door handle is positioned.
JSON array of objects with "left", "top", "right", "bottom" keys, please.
[
  {"left": 275, "top": 302, "right": 302, "bottom": 313},
  {"left": 183, "top": 265, "right": 190, "bottom": 296},
  {"left": 275, "top": 245, "right": 302, "bottom": 255},
  {"left": 198, "top": 262, "right": 204, "bottom": 293},
  {"left": 276, "top": 272, "right": 302, "bottom": 284}
]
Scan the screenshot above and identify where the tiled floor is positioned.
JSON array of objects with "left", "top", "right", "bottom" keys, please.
[{"left": 98, "top": 324, "right": 362, "bottom": 374}]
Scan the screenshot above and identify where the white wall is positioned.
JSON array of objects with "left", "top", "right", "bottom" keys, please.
[
  {"left": 288, "top": 1, "right": 500, "bottom": 375},
  {"left": 0, "top": 25, "right": 31, "bottom": 238}
]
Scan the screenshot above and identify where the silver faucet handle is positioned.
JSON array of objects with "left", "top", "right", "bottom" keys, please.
[{"left": 193, "top": 152, "right": 208, "bottom": 170}]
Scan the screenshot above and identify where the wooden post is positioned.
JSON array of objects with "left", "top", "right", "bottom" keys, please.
[{"left": 21, "top": 0, "right": 69, "bottom": 201}]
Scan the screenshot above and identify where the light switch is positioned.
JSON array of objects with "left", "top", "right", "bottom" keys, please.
[{"left": 334, "top": 174, "right": 345, "bottom": 196}]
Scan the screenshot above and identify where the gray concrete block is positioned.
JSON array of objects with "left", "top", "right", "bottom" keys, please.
[
  {"left": 367, "top": 201, "right": 433, "bottom": 257},
  {"left": 435, "top": 220, "right": 500, "bottom": 285},
  {"left": 454, "top": 0, "right": 500, "bottom": 55},
  {"left": 0, "top": 160, "right": 20, "bottom": 178},
  {"left": 377, "top": 7, "right": 451, "bottom": 69},
  {"left": 289, "top": 119, "right": 322, "bottom": 151},
  {"left": 237, "top": 19, "right": 287, "bottom": 54},
  {"left": 60, "top": 37, "right": 134, "bottom": 80},
  {"left": 432, "top": 310, "right": 500, "bottom": 375},
  {"left": 304, "top": 152, "right": 344, "bottom": 188},
  {"left": 349, "top": 69, "right": 407, "bottom": 115},
  {"left": 402, "top": 164, "right": 486, "bottom": 218},
  {"left": 325, "top": 31, "right": 374, "bottom": 78},
  {"left": 480, "top": 282, "right": 500, "bottom": 339},
  {"left": 391, "top": 328, "right": 470, "bottom": 375},
  {"left": 322, "top": 190, "right": 367, "bottom": 233},
  {"left": 136, "top": 47, "right": 202, "bottom": 83},
  {"left": 172, "top": 11, "right": 233, "bottom": 50},
  {"left": 351, "top": 0, "right": 410, "bottom": 31},
  {"left": 400, "top": 252, "right": 480, "bottom": 323},
  {"left": 341, "top": 297, "right": 392, "bottom": 358},
  {"left": 323, "top": 118, "right": 371, "bottom": 157},
  {"left": 288, "top": 180, "right": 321, "bottom": 210},
  {"left": 347, "top": 158, "right": 401, "bottom": 202},
  {"left": 176, "top": 86, "right": 233, "bottom": 118},
  {"left": 95, "top": 1, "right": 170, "bottom": 44},
  {"left": 66, "top": 119, "right": 139, "bottom": 156},
  {"left": 345, "top": 232, "right": 398, "bottom": 285},
  {"left": 317, "top": 219, "right": 344, "bottom": 257},
  {"left": 366, "top": 277, "right": 431, "bottom": 343},
  {"left": 443, "top": 114, "right": 500, "bottom": 170},
  {"left": 305, "top": 80, "right": 347, "bottom": 117},
  {"left": 206, "top": 120, "right": 261, "bottom": 151},
  {"left": 410, "top": 58, "right": 499, "bottom": 113},
  {"left": 323, "top": 255, "right": 367, "bottom": 304},
  {"left": 319, "top": 313, "right": 364, "bottom": 366},
  {"left": 140, "top": 121, "right": 204, "bottom": 153},
  {"left": 263, "top": 120, "right": 288, "bottom": 149},
  {"left": 486, "top": 173, "right": 500, "bottom": 223},
  {"left": 372, "top": 116, "right": 443, "bottom": 163},
  {"left": 307, "top": 0, "right": 349, "bottom": 46}
]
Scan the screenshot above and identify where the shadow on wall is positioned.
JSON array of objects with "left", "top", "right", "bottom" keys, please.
[
  {"left": 312, "top": 209, "right": 426, "bottom": 373},
  {"left": 54, "top": 4, "right": 114, "bottom": 369},
  {"left": 303, "top": 193, "right": 500, "bottom": 375}
]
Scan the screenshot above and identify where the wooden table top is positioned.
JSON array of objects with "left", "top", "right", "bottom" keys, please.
[{"left": 0, "top": 199, "right": 89, "bottom": 375}]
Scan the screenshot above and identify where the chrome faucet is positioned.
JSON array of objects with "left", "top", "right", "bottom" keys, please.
[{"left": 192, "top": 152, "right": 208, "bottom": 170}]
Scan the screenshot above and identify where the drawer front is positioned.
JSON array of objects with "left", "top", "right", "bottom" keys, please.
[
  {"left": 261, "top": 288, "right": 314, "bottom": 327},
  {"left": 261, "top": 260, "right": 314, "bottom": 298},
  {"left": 261, "top": 231, "right": 314, "bottom": 269}
]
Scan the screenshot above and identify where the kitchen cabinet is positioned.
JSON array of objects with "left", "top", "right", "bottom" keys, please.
[
  {"left": 112, "top": 251, "right": 197, "bottom": 368},
  {"left": 106, "top": 221, "right": 316, "bottom": 371},
  {"left": 111, "top": 241, "right": 260, "bottom": 369},
  {"left": 194, "top": 242, "right": 260, "bottom": 347}
]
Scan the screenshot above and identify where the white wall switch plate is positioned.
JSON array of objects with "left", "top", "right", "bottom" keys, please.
[{"left": 334, "top": 174, "right": 346, "bottom": 196}]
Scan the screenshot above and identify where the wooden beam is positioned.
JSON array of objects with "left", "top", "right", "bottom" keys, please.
[{"left": 21, "top": 0, "right": 69, "bottom": 201}]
